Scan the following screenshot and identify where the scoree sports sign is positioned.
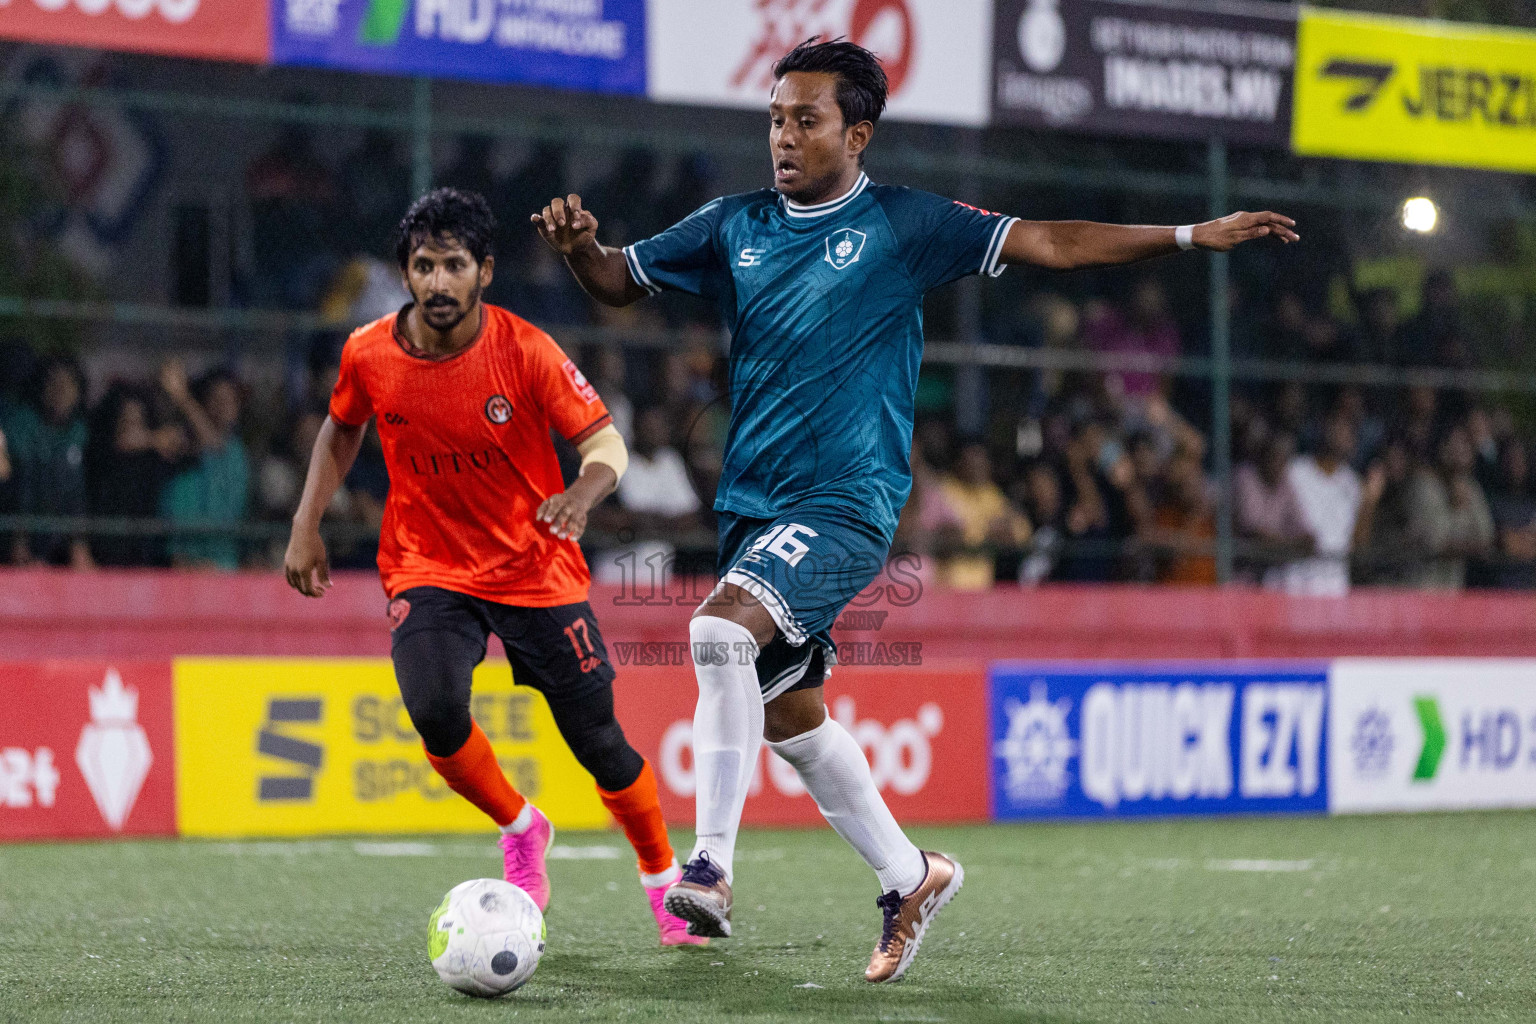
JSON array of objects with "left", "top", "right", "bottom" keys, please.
[
  {"left": 0, "top": 661, "right": 177, "bottom": 840},
  {"left": 1329, "top": 659, "right": 1536, "bottom": 813},
  {"left": 613, "top": 665, "right": 991, "bottom": 827},
  {"left": 174, "top": 658, "right": 608, "bottom": 837},
  {"left": 1292, "top": 9, "right": 1536, "bottom": 173},
  {"left": 0, "top": 0, "right": 270, "bottom": 64},
  {"left": 646, "top": 0, "right": 991, "bottom": 126}
]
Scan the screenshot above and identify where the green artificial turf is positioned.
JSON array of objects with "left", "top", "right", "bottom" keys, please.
[{"left": 1, "top": 814, "right": 1533, "bottom": 1023}]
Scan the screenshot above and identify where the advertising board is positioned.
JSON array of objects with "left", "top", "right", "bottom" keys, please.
[
  {"left": 1293, "top": 9, "right": 1536, "bottom": 173},
  {"left": 0, "top": 661, "right": 177, "bottom": 840},
  {"left": 992, "top": 0, "right": 1296, "bottom": 145},
  {"left": 0, "top": 0, "right": 270, "bottom": 63},
  {"left": 1329, "top": 659, "right": 1536, "bottom": 813},
  {"left": 174, "top": 658, "right": 609, "bottom": 837},
  {"left": 990, "top": 663, "right": 1330, "bottom": 820},
  {"left": 271, "top": 0, "right": 647, "bottom": 93},
  {"left": 613, "top": 664, "right": 991, "bottom": 826},
  {"left": 647, "top": 0, "right": 991, "bottom": 126}
]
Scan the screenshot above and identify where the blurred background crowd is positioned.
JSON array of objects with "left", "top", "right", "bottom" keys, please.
[{"left": 5, "top": 44, "right": 1536, "bottom": 593}]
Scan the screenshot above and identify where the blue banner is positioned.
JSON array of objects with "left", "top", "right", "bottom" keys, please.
[
  {"left": 271, "top": 0, "right": 646, "bottom": 95},
  {"left": 990, "top": 663, "right": 1329, "bottom": 820}
]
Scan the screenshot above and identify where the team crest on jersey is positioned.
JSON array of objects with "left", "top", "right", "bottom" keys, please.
[
  {"left": 484, "top": 395, "right": 513, "bottom": 424},
  {"left": 823, "top": 228, "right": 867, "bottom": 271}
]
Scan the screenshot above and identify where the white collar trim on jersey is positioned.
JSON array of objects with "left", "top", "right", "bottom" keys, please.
[{"left": 781, "top": 172, "right": 870, "bottom": 219}]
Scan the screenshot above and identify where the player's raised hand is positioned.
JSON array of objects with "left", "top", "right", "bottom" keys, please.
[
  {"left": 532, "top": 194, "right": 600, "bottom": 257},
  {"left": 1194, "top": 211, "right": 1299, "bottom": 251},
  {"left": 536, "top": 492, "right": 589, "bottom": 543},
  {"left": 284, "top": 526, "right": 332, "bottom": 598}
]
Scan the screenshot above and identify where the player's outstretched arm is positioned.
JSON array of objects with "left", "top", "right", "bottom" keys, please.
[
  {"left": 532, "top": 195, "right": 650, "bottom": 307},
  {"left": 999, "top": 211, "right": 1298, "bottom": 271},
  {"left": 284, "top": 415, "right": 366, "bottom": 598}
]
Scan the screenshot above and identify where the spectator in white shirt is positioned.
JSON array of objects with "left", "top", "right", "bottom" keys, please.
[
  {"left": 1235, "top": 432, "right": 1314, "bottom": 585},
  {"left": 1278, "top": 413, "right": 1382, "bottom": 596}
]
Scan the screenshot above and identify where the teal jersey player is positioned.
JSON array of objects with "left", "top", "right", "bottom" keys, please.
[
  {"left": 623, "top": 174, "right": 1015, "bottom": 539},
  {"left": 536, "top": 36, "right": 1296, "bottom": 985}
]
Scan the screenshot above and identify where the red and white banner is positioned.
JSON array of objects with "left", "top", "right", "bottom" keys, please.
[
  {"left": 0, "top": 0, "right": 270, "bottom": 64},
  {"left": 0, "top": 661, "right": 177, "bottom": 840},
  {"left": 647, "top": 0, "right": 992, "bottom": 126},
  {"left": 613, "top": 665, "right": 991, "bottom": 826}
]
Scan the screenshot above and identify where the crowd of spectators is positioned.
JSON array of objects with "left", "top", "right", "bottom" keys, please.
[
  {"left": 3, "top": 129, "right": 1535, "bottom": 593},
  {"left": 3, "top": 309, "right": 1534, "bottom": 594}
]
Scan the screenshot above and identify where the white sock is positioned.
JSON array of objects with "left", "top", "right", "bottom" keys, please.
[
  {"left": 499, "top": 803, "right": 534, "bottom": 835},
  {"left": 769, "top": 715, "right": 927, "bottom": 895},
  {"left": 686, "top": 615, "right": 763, "bottom": 884},
  {"left": 641, "top": 860, "right": 681, "bottom": 889}
]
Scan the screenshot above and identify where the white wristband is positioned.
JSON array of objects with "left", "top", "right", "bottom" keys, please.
[{"left": 1175, "top": 224, "right": 1196, "bottom": 251}]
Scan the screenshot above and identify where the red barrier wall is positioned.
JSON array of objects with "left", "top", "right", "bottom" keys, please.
[{"left": 2, "top": 569, "right": 1533, "bottom": 660}]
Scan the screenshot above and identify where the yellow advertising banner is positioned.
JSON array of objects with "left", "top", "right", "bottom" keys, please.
[
  {"left": 1293, "top": 9, "right": 1536, "bottom": 173},
  {"left": 175, "top": 658, "right": 609, "bottom": 837}
]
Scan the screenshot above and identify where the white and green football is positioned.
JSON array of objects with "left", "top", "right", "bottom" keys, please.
[{"left": 428, "top": 878, "right": 545, "bottom": 997}]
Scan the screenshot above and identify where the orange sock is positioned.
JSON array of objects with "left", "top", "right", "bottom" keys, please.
[
  {"left": 424, "top": 722, "right": 527, "bottom": 828},
  {"left": 597, "top": 759, "right": 676, "bottom": 878}
]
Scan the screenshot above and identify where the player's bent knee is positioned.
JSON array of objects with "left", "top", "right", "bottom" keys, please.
[
  {"left": 411, "top": 707, "right": 473, "bottom": 759},
  {"left": 689, "top": 615, "right": 761, "bottom": 680},
  {"left": 565, "top": 718, "right": 643, "bottom": 792}
]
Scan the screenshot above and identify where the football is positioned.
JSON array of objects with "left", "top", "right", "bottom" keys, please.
[{"left": 428, "top": 879, "right": 546, "bottom": 997}]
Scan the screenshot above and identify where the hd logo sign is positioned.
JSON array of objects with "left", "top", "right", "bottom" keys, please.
[
  {"left": 1329, "top": 659, "right": 1536, "bottom": 813},
  {"left": 1293, "top": 9, "right": 1536, "bottom": 173},
  {"left": 174, "top": 659, "right": 607, "bottom": 837},
  {"left": 990, "top": 665, "right": 1329, "bottom": 819}
]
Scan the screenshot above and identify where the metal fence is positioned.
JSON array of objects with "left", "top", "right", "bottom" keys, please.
[{"left": 3, "top": 44, "right": 1532, "bottom": 586}]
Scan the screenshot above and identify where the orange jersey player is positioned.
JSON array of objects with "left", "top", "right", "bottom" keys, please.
[{"left": 284, "top": 188, "right": 703, "bottom": 947}]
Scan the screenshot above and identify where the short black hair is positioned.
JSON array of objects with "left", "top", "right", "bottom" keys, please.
[
  {"left": 394, "top": 188, "right": 497, "bottom": 269},
  {"left": 773, "top": 36, "right": 889, "bottom": 129}
]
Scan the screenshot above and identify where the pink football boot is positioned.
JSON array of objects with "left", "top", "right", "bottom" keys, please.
[
  {"left": 498, "top": 805, "right": 554, "bottom": 912},
  {"left": 646, "top": 881, "right": 709, "bottom": 946}
]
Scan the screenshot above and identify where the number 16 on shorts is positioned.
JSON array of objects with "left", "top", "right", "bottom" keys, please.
[{"left": 749, "top": 523, "right": 819, "bottom": 566}]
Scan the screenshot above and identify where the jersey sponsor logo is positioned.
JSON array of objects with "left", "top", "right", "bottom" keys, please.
[
  {"left": 484, "top": 395, "right": 513, "bottom": 424},
  {"left": 823, "top": 228, "right": 867, "bottom": 271},
  {"left": 405, "top": 448, "right": 513, "bottom": 476},
  {"left": 737, "top": 247, "right": 768, "bottom": 267},
  {"left": 383, "top": 411, "right": 409, "bottom": 427},
  {"left": 561, "top": 360, "right": 600, "bottom": 404}
]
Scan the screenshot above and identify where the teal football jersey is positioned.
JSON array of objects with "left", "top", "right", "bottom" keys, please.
[{"left": 624, "top": 173, "right": 1017, "bottom": 540}]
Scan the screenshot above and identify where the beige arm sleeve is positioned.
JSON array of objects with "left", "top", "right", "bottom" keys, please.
[{"left": 576, "top": 423, "right": 628, "bottom": 483}]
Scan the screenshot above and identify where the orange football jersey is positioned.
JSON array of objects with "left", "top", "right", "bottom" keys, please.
[{"left": 329, "top": 304, "right": 611, "bottom": 606}]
